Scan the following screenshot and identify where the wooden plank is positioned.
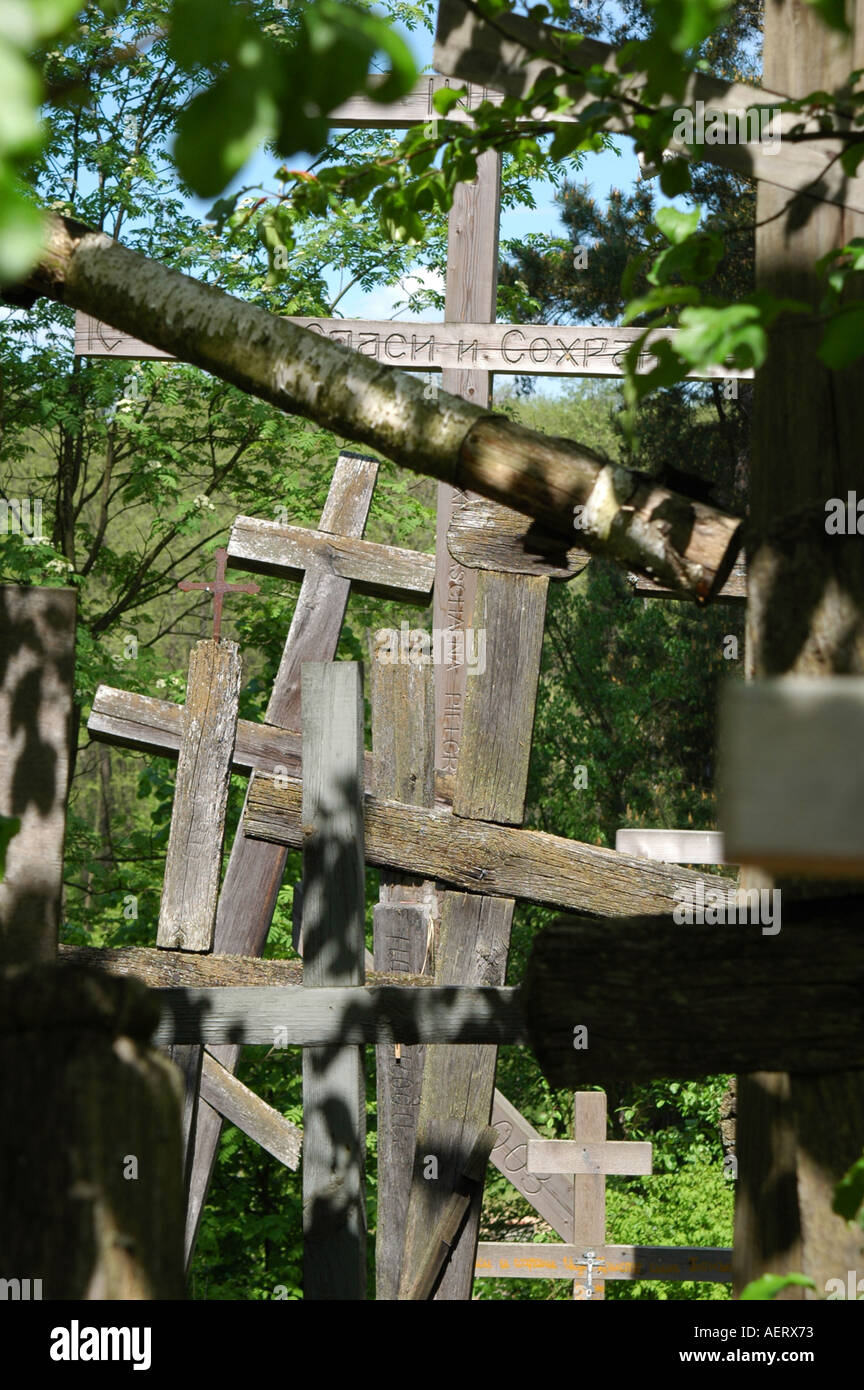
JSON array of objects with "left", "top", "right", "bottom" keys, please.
[
  {"left": 300, "top": 663, "right": 367, "bottom": 1300},
  {"left": 615, "top": 828, "right": 727, "bottom": 864},
  {"left": 448, "top": 499, "right": 590, "bottom": 579},
  {"left": 328, "top": 77, "right": 507, "bottom": 129},
  {"left": 734, "top": 0, "right": 864, "bottom": 1296},
  {"left": 0, "top": 586, "right": 76, "bottom": 965},
  {"left": 184, "top": 451, "right": 379, "bottom": 1259},
  {"left": 398, "top": 892, "right": 513, "bottom": 1299},
  {"left": 200, "top": 1050, "right": 301, "bottom": 1170},
  {"left": 571, "top": 1092, "right": 607, "bottom": 1300},
  {"left": 402, "top": 1126, "right": 497, "bottom": 1299},
  {"left": 227, "top": 515, "right": 433, "bottom": 601},
  {"left": 475, "top": 1243, "right": 733, "bottom": 1283},
  {"left": 522, "top": 909, "right": 864, "bottom": 1081},
  {"left": 75, "top": 311, "right": 754, "bottom": 376},
  {"left": 434, "top": 150, "right": 500, "bottom": 788},
  {"left": 244, "top": 773, "right": 738, "bottom": 918},
  {"left": 435, "top": 0, "right": 864, "bottom": 217},
  {"left": 58, "top": 943, "right": 430, "bottom": 989},
  {"left": 527, "top": 1140, "right": 652, "bottom": 1176},
  {"left": 371, "top": 655, "right": 436, "bottom": 1300},
  {"left": 152, "top": 983, "right": 526, "bottom": 1048},
  {"left": 453, "top": 572, "right": 547, "bottom": 824},
  {"left": 629, "top": 554, "right": 747, "bottom": 602},
  {"left": 157, "top": 640, "right": 241, "bottom": 951},
  {"left": 720, "top": 678, "right": 864, "bottom": 874},
  {"left": 489, "top": 1091, "right": 573, "bottom": 1241}
]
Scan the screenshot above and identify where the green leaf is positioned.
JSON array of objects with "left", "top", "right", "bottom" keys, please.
[
  {"left": 658, "top": 157, "right": 691, "bottom": 197},
  {"left": 174, "top": 73, "right": 278, "bottom": 198},
  {"left": 0, "top": 174, "right": 45, "bottom": 284},
  {"left": 740, "top": 1273, "right": 816, "bottom": 1300},
  {"left": 433, "top": 86, "right": 466, "bottom": 116},
  {"left": 0, "top": 39, "right": 43, "bottom": 158},
  {"left": 833, "top": 1152, "right": 864, "bottom": 1222},
  {"left": 819, "top": 302, "right": 864, "bottom": 369},
  {"left": 655, "top": 205, "right": 700, "bottom": 245},
  {"left": 804, "top": 0, "right": 851, "bottom": 33},
  {"left": 0, "top": 814, "right": 20, "bottom": 881},
  {"left": 677, "top": 303, "right": 768, "bottom": 369}
]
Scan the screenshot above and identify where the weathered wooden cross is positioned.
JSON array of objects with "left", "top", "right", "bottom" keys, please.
[{"left": 176, "top": 546, "right": 259, "bottom": 643}]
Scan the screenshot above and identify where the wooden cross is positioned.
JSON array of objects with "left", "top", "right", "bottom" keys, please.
[{"left": 177, "top": 547, "right": 259, "bottom": 642}]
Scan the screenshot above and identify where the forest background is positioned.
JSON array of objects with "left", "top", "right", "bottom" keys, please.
[{"left": 0, "top": 0, "right": 754, "bottom": 1299}]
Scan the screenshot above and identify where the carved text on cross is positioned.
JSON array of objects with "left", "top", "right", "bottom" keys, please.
[{"left": 178, "top": 547, "right": 259, "bottom": 641}]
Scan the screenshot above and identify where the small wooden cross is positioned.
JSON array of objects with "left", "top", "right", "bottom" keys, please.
[{"left": 178, "top": 547, "right": 259, "bottom": 640}]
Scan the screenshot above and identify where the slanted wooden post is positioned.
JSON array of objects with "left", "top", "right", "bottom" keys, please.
[
  {"left": 735, "top": 0, "right": 864, "bottom": 1296},
  {"left": 370, "top": 653, "right": 436, "bottom": 1299},
  {"left": 301, "top": 662, "right": 367, "bottom": 1300}
]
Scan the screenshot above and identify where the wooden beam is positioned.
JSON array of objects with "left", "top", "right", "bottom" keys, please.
[
  {"left": 0, "top": 587, "right": 76, "bottom": 965},
  {"left": 57, "top": 943, "right": 431, "bottom": 990},
  {"left": 74, "top": 311, "right": 753, "bottom": 378},
  {"left": 300, "top": 663, "right": 367, "bottom": 1300},
  {"left": 200, "top": 1050, "right": 301, "bottom": 1170},
  {"left": 152, "top": 983, "right": 526, "bottom": 1047},
  {"left": 571, "top": 1092, "right": 607, "bottom": 1300},
  {"left": 157, "top": 640, "right": 241, "bottom": 952},
  {"left": 474, "top": 1242, "right": 732, "bottom": 1282},
  {"left": 243, "top": 772, "right": 737, "bottom": 918},
  {"left": 527, "top": 1140, "right": 652, "bottom": 1176},
  {"left": 448, "top": 499, "right": 590, "bottom": 580},
  {"left": 522, "top": 909, "right": 864, "bottom": 1082},
  {"left": 401, "top": 1126, "right": 497, "bottom": 1299},
  {"left": 227, "top": 515, "right": 433, "bottom": 602},
  {"left": 371, "top": 656, "right": 437, "bottom": 1301},
  {"left": 720, "top": 677, "right": 864, "bottom": 874},
  {"left": 434, "top": 0, "right": 864, "bottom": 216}
]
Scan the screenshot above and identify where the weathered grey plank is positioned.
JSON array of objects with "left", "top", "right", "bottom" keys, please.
[
  {"left": 523, "top": 909, "right": 864, "bottom": 1081},
  {"left": 448, "top": 499, "right": 591, "bottom": 579},
  {"left": 244, "top": 773, "right": 737, "bottom": 918},
  {"left": 153, "top": 983, "right": 526, "bottom": 1047},
  {"left": 433, "top": 150, "right": 500, "bottom": 789},
  {"left": 158, "top": 640, "right": 241, "bottom": 952},
  {"left": 453, "top": 571, "right": 547, "bottom": 824},
  {"left": 434, "top": 0, "right": 864, "bottom": 216},
  {"left": 720, "top": 677, "right": 864, "bottom": 874},
  {"left": 75, "top": 311, "right": 753, "bottom": 377},
  {"left": 615, "top": 828, "right": 728, "bottom": 864},
  {"left": 475, "top": 1243, "right": 733, "bottom": 1283},
  {"left": 301, "top": 663, "right": 367, "bottom": 1300},
  {"left": 200, "top": 1050, "right": 302, "bottom": 1170},
  {"left": 58, "top": 943, "right": 430, "bottom": 990},
  {"left": 371, "top": 655, "right": 436, "bottom": 1300},
  {"left": 227, "top": 515, "right": 433, "bottom": 601},
  {"left": 0, "top": 587, "right": 76, "bottom": 965},
  {"left": 571, "top": 1092, "right": 607, "bottom": 1300},
  {"left": 489, "top": 1091, "right": 573, "bottom": 1241},
  {"left": 401, "top": 1126, "right": 497, "bottom": 1299},
  {"left": 527, "top": 1140, "right": 653, "bottom": 1176},
  {"left": 184, "top": 451, "right": 379, "bottom": 1260}
]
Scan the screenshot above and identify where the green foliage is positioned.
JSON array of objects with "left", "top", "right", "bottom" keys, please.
[
  {"left": 833, "top": 1151, "right": 864, "bottom": 1225},
  {"left": 739, "top": 1273, "right": 817, "bottom": 1301}
]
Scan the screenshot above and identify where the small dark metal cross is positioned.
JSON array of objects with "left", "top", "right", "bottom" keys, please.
[{"left": 178, "top": 547, "right": 260, "bottom": 640}]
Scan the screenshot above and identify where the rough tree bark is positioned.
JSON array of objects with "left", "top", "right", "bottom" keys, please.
[{"left": 19, "top": 213, "right": 741, "bottom": 601}]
